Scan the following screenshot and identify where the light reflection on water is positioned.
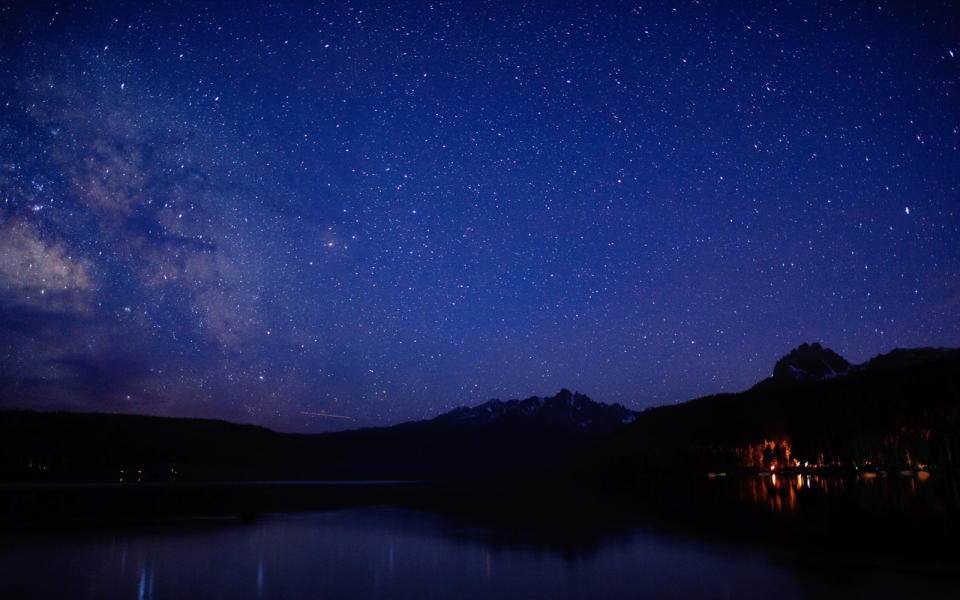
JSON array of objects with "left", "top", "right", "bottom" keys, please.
[
  {"left": 735, "top": 470, "right": 955, "bottom": 515},
  {"left": 739, "top": 473, "right": 845, "bottom": 513},
  {"left": 1, "top": 506, "right": 958, "bottom": 599},
  {"left": 137, "top": 564, "right": 154, "bottom": 600}
]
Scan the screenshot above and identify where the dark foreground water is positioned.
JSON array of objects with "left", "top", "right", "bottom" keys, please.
[{"left": 2, "top": 505, "right": 959, "bottom": 600}]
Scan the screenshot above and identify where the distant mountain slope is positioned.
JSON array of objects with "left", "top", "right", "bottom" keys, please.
[
  {"left": 574, "top": 345, "right": 960, "bottom": 484},
  {"left": 314, "top": 389, "right": 638, "bottom": 479},
  {"left": 0, "top": 389, "right": 637, "bottom": 482},
  {"left": 0, "top": 411, "right": 288, "bottom": 482},
  {"left": 864, "top": 347, "right": 958, "bottom": 372},
  {"left": 771, "top": 342, "right": 853, "bottom": 381},
  {"left": 436, "top": 389, "right": 636, "bottom": 429}
]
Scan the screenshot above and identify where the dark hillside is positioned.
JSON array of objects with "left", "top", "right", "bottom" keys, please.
[
  {"left": 574, "top": 347, "right": 960, "bottom": 485},
  {"left": 0, "top": 389, "right": 636, "bottom": 482}
]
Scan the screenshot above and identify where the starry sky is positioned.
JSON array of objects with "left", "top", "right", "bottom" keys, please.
[{"left": 1, "top": 1, "right": 958, "bottom": 432}]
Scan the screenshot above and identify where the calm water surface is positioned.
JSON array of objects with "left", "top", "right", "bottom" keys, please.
[{"left": 1, "top": 506, "right": 957, "bottom": 599}]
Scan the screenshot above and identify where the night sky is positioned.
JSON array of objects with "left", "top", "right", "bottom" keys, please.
[{"left": 1, "top": 1, "right": 958, "bottom": 432}]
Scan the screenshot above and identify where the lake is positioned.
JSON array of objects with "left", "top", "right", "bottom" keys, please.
[{"left": 2, "top": 504, "right": 959, "bottom": 599}]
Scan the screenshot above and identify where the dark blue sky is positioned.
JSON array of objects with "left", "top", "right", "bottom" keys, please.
[{"left": 1, "top": 1, "right": 958, "bottom": 431}]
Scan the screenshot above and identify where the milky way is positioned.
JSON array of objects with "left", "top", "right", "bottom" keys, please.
[{"left": 1, "top": 1, "right": 958, "bottom": 431}]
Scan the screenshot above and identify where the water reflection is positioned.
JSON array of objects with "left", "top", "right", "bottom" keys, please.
[
  {"left": 137, "top": 565, "right": 154, "bottom": 600},
  {"left": 734, "top": 469, "right": 952, "bottom": 515},
  {"left": 739, "top": 473, "right": 844, "bottom": 513},
  {"left": 1, "top": 507, "right": 959, "bottom": 599}
]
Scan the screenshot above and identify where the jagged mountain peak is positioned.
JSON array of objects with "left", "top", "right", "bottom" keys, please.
[
  {"left": 772, "top": 342, "right": 853, "bottom": 382},
  {"left": 438, "top": 389, "right": 637, "bottom": 429}
]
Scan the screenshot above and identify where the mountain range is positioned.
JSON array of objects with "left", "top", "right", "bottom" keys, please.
[
  {"left": 2, "top": 344, "right": 959, "bottom": 483},
  {"left": 0, "top": 388, "right": 635, "bottom": 481}
]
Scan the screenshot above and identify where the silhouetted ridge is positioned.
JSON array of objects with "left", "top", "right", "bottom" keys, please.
[
  {"left": 772, "top": 342, "right": 852, "bottom": 381},
  {"left": 574, "top": 345, "right": 960, "bottom": 482},
  {"left": 864, "top": 347, "right": 957, "bottom": 372},
  {"left": 0, "top": 389, "right": 641, "bottom": 482},
  {"left": 7, "top": 347, "right": 958, "bottom": 485},
  {"left": 437, "top": 389, "right": 636, "bottom": 428}
]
